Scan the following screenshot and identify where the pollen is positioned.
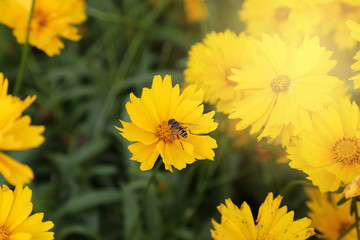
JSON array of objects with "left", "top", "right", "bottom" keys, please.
[
  {"left": 331, "top": 137, "right": 360, "bottom": 164},
  {"left": 156, "top": 121, "right": 172, "bottom": 143},
  {"left": 0, "top": 226, "right": 8, "bottom": 240},
  {"left": 271, "top": 75, "right": 291, "bottom": 92}
]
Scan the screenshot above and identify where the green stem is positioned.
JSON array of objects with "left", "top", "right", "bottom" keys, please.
[
  {"left": 280, "top": 179, "right": 314, "bottom": 196},
  {"left": 128, "top": 161, "right": 162, "bottom": 240},
  {"left": 337, "top": 222, "right": 356, "bottom": 240},
  {"left": 354, "top": 199, "right": 360, "bottom": 240},
  {"left": 14, "top": 0, "right": 36, "bottom": 95}
]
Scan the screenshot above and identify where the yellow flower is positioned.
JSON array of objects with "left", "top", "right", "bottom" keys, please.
[
  {"left": 0, "top": 185, "right": 54, "bottom": 240},
  {"left": 318, "top": 0, "right": 360, "bottom": 50},
  {"left": 287, "top": 98, "right": 360, "bottom": 192},
  {"left": 229, "top": 34, "right": 343, "bottom": 146},
  {"left": 0, "top": 0, "right": 87, "bottom": 56},
  {"left": 306, "top": 187, "right": 358, "bottom": 239},
  {"left": 343, "top": 175, "right": 360, "bottom": 198},
  {"left": 211, "top": 192, "right": 315, "bottom": 240},
  {"left": 183, "top": 0, "right": 207, "bottom": 23},
  {"left": 184, "top": 31, "right": 255, "bottom": 113},
  {"left": 116, "top": 75, "right": 218, "bottom": 171},
  {"left": 346, "top": 19, "right": 360, "bottom": 88},
  {"left": 239, "top": 0, "right": 322, "bottom": 43},
  {"left": 0, "top": 73, "right": 45, "bottom": 186}
]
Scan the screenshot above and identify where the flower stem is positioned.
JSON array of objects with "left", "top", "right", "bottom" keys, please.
[
  {"left": 128, "top": 161, "right": 161, "bottom": 240},
  {"left": 14, "top": 0, "right": 36, "bottom": 95},
  {"left": 280, "top": 179, "right": 314, "bottom": 196},
  {"left": 337, "top": 222, "right": 356, "bottom": 240}
]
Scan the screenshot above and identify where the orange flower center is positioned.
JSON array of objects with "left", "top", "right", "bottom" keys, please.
[
  {"left": 0, "top": 226, "right": 8, "bottom": 240},
  {"left": 271, "top": 75, "right": 291, "bottom": 92},
  {"left": 156, "top": 121, "right": 173, "bottom": 143},
  {"left": 332, "top": 137, "right": 360, "bottom": 164},
  {"left": 275, "top": 7, "right": 290, "bottom": 22}
]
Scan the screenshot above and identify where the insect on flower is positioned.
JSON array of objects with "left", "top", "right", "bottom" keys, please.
[{"left": 168, "top": 118, "right": 199, "bottom": 148}]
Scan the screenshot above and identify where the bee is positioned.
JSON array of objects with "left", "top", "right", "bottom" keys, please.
[{"left": 168, "top": 119, "right": 199, "bottom": 147}]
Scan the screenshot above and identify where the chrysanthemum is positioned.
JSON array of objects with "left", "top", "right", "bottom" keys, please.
[
  {"left": 0, "top": 73, "right": 45, "bottom": 185},
  {"left": 306, "top": 187, "right": 358, "bottom": 239},
  {"left": 0, "top": 0, "right": 87, "bottom": 56},
  {"left": 239, "top": 0, "right": 321, "bottom": 43},
  {"left": 287, "top": 98, "right": 360, "bottom": 192},
  {"left": 211, "top": 192, "right": 315, "bottom": 240},
  {"left": 346, "top": 19, "right": 360, "bottom": 88},
  {"left": 183, "top": 0, "right": 207, "bottom": 23},
  {"left": 116, "top": 75, "right": 218, "bottom": 171},
  {"left": 0, "top": 185, "right": 54, "bottom": 240},
  {"left": 229, "top": 34, "right": 344, "bottom": 146},
  {"left": 184, "top": 31, "right": 255, "bottom": 113}
]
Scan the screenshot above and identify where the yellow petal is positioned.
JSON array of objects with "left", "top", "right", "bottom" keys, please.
[{"left": 0, "top": 153, "right": 34, "bottom": 186}]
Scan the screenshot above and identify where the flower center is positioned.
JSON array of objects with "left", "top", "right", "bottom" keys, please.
[
  {"left": 156, "top": 121, "right": 173, "bottom": 143},
  {"left": 275, "top": 7, "right": 290, "bottom": 22},
  {"left": 331, "top": 137, "right": 360, "bottom": 164},
  {"left": 0, "top": 226, "right": 8, "bottom": 240},
  {"left": 271, "top": 75, "right": 291, "bottom": 92}
]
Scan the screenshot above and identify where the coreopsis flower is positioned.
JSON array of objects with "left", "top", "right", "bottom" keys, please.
[
  {"left": 211, "top": 192, "right": 315, "bottom": 240},
  {"left": 0, "top": 0, "right": 87, "bottom": 56},
  {"left": 287, "top": 98, "right": 360, "bottom": 192},
  {"left": 306, "top": 187, "right": 358, "bottom": 239},
  {"left": 183, "top": 0, "right": 207, "bottom": 23},
  {"left": 116, "top": 75, "right": 218, "bottom": 171},
  {"left": 346, "top": 19, "right": 360, "bottom": 88},
  {"left": 229, "top": 34, "right": 344, "bottom": 146},
  {"left": 343, "top": 175, "right": 360, "bottom": 198},
  {"left": 0, "top": 185, "right": 54, "bottom": 240},
  {"left": 318, "top": 0, "right": 360, "bottom": 50},
  {"left": 0, "top": 73, "right": 44, "bottom": 185},
  {"left": 184, "top": 31, "right": 255, "bottom": 113},
  {"left": 239, "top": 0, "right": 321, "bottom": 43}
]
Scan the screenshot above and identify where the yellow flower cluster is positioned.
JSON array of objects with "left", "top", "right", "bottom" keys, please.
[
  {"left": 211, "top": 193, "right": 314, "bottom": 240},
  {"left": 0, "top": 0, "right": 86, "bottom": 56},
  {"left": 0, "top": 73, "right": 45, "bottom": 186}
]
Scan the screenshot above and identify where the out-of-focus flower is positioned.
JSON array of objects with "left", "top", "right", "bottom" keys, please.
[
  {"left": 343, "top": 175, "right": 360, "bottom": 198},
  {"left": 116, "top": 75, "right": 218, "bottom": 172},
  {"left": 184, "top": 31, "right": 255, "bottom": 113},
  {"left": 0, "top": 0, "right": 87, "bottom": 56},
  {"left": 211, "top": 193, "right": 315, "bottom": 240},
  {"left": 239, "top": 0, "right": 321, "bottom": 43},
  {"left": 318, "top": 0, "right": 360, "bottom": 50},
  {"left": 0, "top": 73, "right": 45, "bottom": 185},
  {"left": 0, "top": 185, "right": 54, "bottom": 240},
  {"left": 229, "top": 34, "right": 343, "bottom": 146},
  {"left": 346, "top": 19, "right": 360, "bottom": 88},
  {"left": 306, "top": 187, "right": 358, "bottom": 239},
  {"left": 288, "top": 98, "right": 360, "bottom": 192},
  {"left": 183, "top": 0, "right": 207, "bottom": 23}
]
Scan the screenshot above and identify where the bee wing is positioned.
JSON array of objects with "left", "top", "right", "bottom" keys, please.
[{"left": 179, "top": 122, "right": 200, "bottom": 129}]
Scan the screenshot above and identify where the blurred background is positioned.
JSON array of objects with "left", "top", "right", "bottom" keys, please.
[{"left": 0, "top": 0, "right": 337, "bottom": 239}]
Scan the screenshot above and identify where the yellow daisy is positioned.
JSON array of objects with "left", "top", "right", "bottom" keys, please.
[
  {"left": 229, "top": 34, "right": 343, "bottom": 146},
  {"left": 287, "top": 98, "right": 360, "bottom": 192},
  {"left": 0, "top": 0, "right": 87, "bottom": 56},
  {"left": 211, "top": 192, "right": 315, "bottom": 240},
  {"left": 306, "top": 187, "right": 358, "bottom": 239},
  {"left": 116, "top": 75, "right": 218, "bottom": 171},
  {"left": 0, "top": 73, "right": 45, "bottom": 186},
  {"left": 184, "top": 30, "right": 255, "bottom": 113},
  {"left": 239, "top": 0, "right": 321, "bottom": 43},
  {"left": 0, "top": 185, "right": 54, "bottom": 240},
  {"left": 346, "top": 19, "right": 360, "bottom": 89},
  {"left": 183, "top": 0, "right": 208, "bottom": 23}
]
